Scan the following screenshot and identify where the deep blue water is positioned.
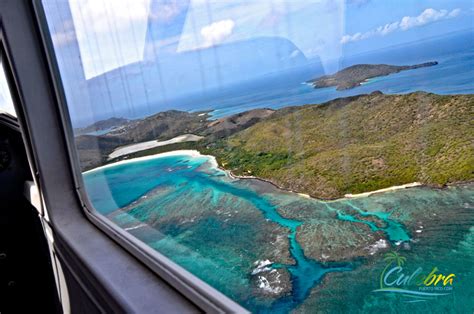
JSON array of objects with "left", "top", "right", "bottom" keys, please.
[
  {"left": 186, "top": 49, "right": 474, "bottom": 119},
  {"left": 70, "top": 31, "right": 474, "bottom": 128}
]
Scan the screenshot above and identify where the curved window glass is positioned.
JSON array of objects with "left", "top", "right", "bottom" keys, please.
[
  {"left": 0, "top": 58, "right": 16, "bottom": 117},
  {"left": 40, "top": 1, "right": 474, "bottom": 312}
]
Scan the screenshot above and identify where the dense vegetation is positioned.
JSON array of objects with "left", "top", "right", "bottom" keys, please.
[
  {"left": 205, "top": 92, "right": 474, "bottom": 198},
  {"left": 76, "top": 108, "right": 274, "bottom": 171},
  {"left": 82, "top": 91, "right": 473, "bottom": 199}
]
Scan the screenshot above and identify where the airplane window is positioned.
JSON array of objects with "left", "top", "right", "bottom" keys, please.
[
  {"left": 40, "top": 0, "right": 474, "bottom": 312},
  {"left": 0, "top": 59, "right": 16, "bottom": 117},
  {"left": 0, "top": 59, "right": 14, "bottom": 170}
]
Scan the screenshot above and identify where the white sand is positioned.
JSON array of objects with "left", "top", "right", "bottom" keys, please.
[
  {"left": 108, "top": 134, "right": 203, "bottom": 160},
  {"left": 86, "top": 148, "right": 423, "bottom": 202},
  {"left": 344, "top": 182, "right": 422, "bottom": 198},
  {"left": 84, "top": 149, "right": 206, "bottom": 174}
]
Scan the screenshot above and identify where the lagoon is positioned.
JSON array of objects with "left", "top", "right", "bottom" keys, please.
[{"left": 83, "top": 151, "right": 474, "bottom": 312}]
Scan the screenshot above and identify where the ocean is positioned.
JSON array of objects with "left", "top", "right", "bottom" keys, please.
[
  {"left": 186, "top": 48, "right": 474, "bottom": 120},
  {"left": 70, "top": 30, "right": 474, "bottom": 128},
  {"left": 81, "top": 37, "right": 474, "bottom": 312},
  {"left": 83, "top": 153, "right": 474, "bottom": 313}
]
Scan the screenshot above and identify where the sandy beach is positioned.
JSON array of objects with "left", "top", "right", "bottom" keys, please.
[
  {"left": 108, "top": 134, "right": 203, "bottom": 160},
  {"left": 84, "top": 149, "right": 207, "bottom": 174},
  {"left": 87, "top": 149, "right": 424, "bottom": 201},
  {"left": 344, "top": 182, "right": 422, "bottom": 198}
]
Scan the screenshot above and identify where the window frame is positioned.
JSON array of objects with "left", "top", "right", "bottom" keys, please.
[
  {"left": 0, "top": 0, "right": 248, "bottom": 312},
  {"left": 32, "top": 1, "right": 248, "bottom": 312}
]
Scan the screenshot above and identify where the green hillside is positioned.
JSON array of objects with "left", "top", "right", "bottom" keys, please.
[{"left": 206, "top": 92, "right": 474, "bottom": 199}]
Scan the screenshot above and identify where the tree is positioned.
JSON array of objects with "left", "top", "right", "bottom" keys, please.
[{"left": 380, "top": 251, "right": 407, "bottom": 289}]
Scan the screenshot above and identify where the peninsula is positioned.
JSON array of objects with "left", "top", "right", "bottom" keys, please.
[
  {"left": 307, "top": 62, "right": 438, "bottom": 90},
  {"left": 206, "top": 91, "right": 473, "bottom": 199}
]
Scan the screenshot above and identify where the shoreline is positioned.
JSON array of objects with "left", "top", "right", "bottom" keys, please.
[
  {"left": 83, "top": 149, "right": 205, "bottom": 175},
  {"left": 221, "top": 166, "right": 316, "bottom": 199},
  {"left": 343, "top": 182, "right": 423, "bottom": 198},
  {"left": 83, "top": 149, "right": 469, "bottom": 202},
  {"left": 224, "top": 167, "right": 424, "bottom": 202},
  {"left": 218, "top": 162, "right": 425, "bottom": 201},
  {"left": 108, "top": 134, "right": 203, "bottom": 160}
]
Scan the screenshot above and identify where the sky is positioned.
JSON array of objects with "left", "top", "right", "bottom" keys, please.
[
  {"left": 46, "top": 0, "right": 474, "bottom": 79},
  {"left": 40, "top": 0, "right": 473, "bottom": 126}
]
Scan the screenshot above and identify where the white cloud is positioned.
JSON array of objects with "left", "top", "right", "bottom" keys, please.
[
  {"left": 341, "top": 8, "right": 461, "bottom": 44},
  {"left": 399, "top": 8, "right": 448, "bottom": 30},
  {"left": 176, "top": 0, "right": 345, "bottom": 73},
  {"left": 448, "top": 8, "right": 461, "bottom": 18},
  {"left": 200, "top": 19, "right": 235, "bottom": 48},
  {"left": 376, "top": 21, "right": 399, "bottom": 36}
]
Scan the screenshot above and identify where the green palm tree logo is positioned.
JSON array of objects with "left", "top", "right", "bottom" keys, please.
[{"left": 380, "top": 252, "right": 407, "bottom": 289}]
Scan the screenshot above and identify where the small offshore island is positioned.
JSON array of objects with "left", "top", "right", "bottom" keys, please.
[
  {"left": 77, "top": 72, "right": 474, "bottom": 312},
  {"left": 307, "top": 62, "right": 438, "bottom": 90}
]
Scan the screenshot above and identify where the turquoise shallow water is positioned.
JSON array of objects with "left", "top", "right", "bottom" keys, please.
[{"left": 83, "top": 153, "right": 474, "bottom": 313}]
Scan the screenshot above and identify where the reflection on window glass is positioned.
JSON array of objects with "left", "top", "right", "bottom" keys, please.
[
  {"left": 0, "top": 60, "right": 16, "bottom": 117},
  {"left": 42, "top": 0, "right": 474, "bottom": 312}
]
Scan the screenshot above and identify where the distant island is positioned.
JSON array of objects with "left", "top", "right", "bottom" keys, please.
[
  {"left": 307, "top": 61, "right": 438, "bottom": 91},
  {"left": 75, "top": 91, "right": 473, "bottom": 199},
  {"left": 75, "top": 117, "right": 130, "bottom": 135}
]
